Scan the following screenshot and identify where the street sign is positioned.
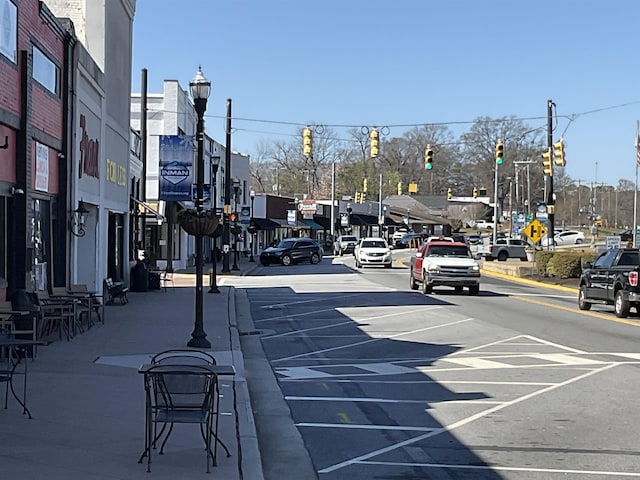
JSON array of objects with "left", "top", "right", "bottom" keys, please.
[
  {"left": 606, "top": 235, "right": 621, "bottom": 249},
  {"left": 522, "top": 219, "right": 547, "bottom": 244}
]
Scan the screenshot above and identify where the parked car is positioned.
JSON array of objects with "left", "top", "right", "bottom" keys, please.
[
  {"left": 354, "top": 237, "right": 393, "bottom": 268},
  {"left": 333, "top": 235, "right": 358, "bottom": 256},
  {"left": 541, "top": 230, "right": 586, "bottom": 246},
  {"left": 467, "top": 233, "right": 483, "bottom": 245},
  {"left": 481, "top": 237, "right": 528, "bottom": 261},
  {"left": 392, "top": 228, "right": 411, "bottom": 242},
  {"left": 395, "top": 232, "right": 427, "bottom": 249},
  {"left": 618, "top": 229, "right": 633, "bottom": 242},
  {"left": 259, "top": 237, "right": 323, "bottom": 266},
  {"left": 472, "top": 220, "right": 495, "bottom": 230}
]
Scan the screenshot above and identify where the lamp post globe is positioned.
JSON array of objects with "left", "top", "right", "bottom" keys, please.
[{"left": 187, "top": 66, "right": 212, "bottom": 349}]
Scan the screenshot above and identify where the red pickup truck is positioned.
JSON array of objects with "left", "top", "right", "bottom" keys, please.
[{"left": 409, "top": 241, "right": 481, "bottom": 295}]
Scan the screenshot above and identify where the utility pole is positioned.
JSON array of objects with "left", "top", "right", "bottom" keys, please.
[
  {"left": 222, "top": 99, "right": 232, "bottom": 273},
  {"left": 546, "top": 100, "right": 555, "bottom": 247}
]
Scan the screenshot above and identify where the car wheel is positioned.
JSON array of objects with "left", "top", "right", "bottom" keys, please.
[
  {"left": 578, "top": 285, "right": 591, "bottom": 310},
  {"left": 615, "top": 290, "right": 630, "bottom": 318},
  {"left": 575, "top": 239, "right": 583, "bottom": 244},
  {"left": 469, "top": 285, "right": 480, "bottom": 296},
  {"left": 409, "top": 271, "right": 418, "bottom": 290},
  {"left": 281, "top": 255, "right": 292, "bottom": 266},
  {"left": 339, "top": 249, "right": 343, "bottom": 256},
  {"left": 384, "top": 263, "right": 392, "bottom": 269},
  {"left": 421, "top": 274, "right": 432, "bottom": 294},
  {"left": 260, "top": 260, "right": 269, "bottom": 267},
  {"left": 310, "top": 253, "right": 320, "bottom": 264},
  {"left": 497, "top": 252, "right": 508, "bottom": 262},
  {"left": 454, "top": 286, "right": 464, "bottom": 293}
]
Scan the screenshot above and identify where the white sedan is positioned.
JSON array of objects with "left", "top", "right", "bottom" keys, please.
[
  {"left": 355, "top": 237, "right": 393, "bottom": 268},
  {"left": 542, "top": 230, "right": 586, "bottom": 246}
]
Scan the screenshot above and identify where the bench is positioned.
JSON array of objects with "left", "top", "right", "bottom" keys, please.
[{"left": 103, "top": 278, "right": 129, "bottom": 305}]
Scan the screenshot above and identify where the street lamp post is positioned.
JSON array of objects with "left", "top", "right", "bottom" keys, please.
[
  {"left": 248, "top": 190, "right": 256, "bottom": 262},
  {"left": 232, "top": 178, "right": 240, "bottom": 271},
  {"left": 209, "top": 155, "right": 221, "bottom": 294},
  {"left": 187, "top": 66, "right": 212, "bottom": 349}
]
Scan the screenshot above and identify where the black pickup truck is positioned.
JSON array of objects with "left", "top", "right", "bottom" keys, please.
[{"left": 578, "top": 248, "right": 640, "bottom": 318}]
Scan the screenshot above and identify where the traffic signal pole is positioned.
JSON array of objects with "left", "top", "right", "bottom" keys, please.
[{"left": 546, "top": 100, "right": 555, "bottom": 249}]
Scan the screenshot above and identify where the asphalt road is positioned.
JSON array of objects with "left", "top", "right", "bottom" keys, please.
[{"left": 229, "top": 254, "right": 640, "bottom": 479}]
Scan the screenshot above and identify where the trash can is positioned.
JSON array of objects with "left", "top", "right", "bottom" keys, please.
[
  {"left": 148, "top": 271, "right": 161, "bottom": 290},
  {"left": 131, "top": 261, "right": 149, "bottom": 292}
]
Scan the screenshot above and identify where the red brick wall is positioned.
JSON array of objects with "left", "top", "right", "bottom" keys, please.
[{"left": 0, "top": 0, "right": 65, "bottom": 139}]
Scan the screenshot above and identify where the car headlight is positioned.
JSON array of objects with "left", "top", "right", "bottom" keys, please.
[
  {"left": 427, "top": 265, "right": 440, "bottom": 274},
  {"left": 471, "top": 265, "right": 479, "bottom": 272}
]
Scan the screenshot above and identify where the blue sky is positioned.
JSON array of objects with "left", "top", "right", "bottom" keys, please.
[{"left": 132, "top": 0, "right": 640, "bottom": 187}]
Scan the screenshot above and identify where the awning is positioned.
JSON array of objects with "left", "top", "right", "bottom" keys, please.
[
  {"left": 251, "top": 218, "right": 279, "bottom": 231},
  {"left": 269, "top": 218, "right": 309, "bottom": 228},
  {"left": 350, "top": 213, "right": 379, "bottom": 226},
  {"left": 312, "top": 216, "right": 331, "bottom": 229},
  {"left": 131, "top": 197, "right": 165, "bottom": 221},
  {"left": 302, "top": 219, "right": 324, "bottom": 230}
]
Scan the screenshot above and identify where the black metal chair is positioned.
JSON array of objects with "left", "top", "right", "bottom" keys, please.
[{"left": 139, "top": 363, "right": 221, "bottom": 473}]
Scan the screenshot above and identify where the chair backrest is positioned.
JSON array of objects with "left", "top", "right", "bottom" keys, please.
[
  {"left": 148, "top": 364, "right": 216, "bottom": 413},
  {"left": 150, "top": 349, "right": 216, "bottom": 366}
]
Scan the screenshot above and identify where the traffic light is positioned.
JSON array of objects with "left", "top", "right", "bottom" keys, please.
[
  {"left": 495, "top": 140, "right": 504, "bottom": 165},
  {"left": 363, "top": 178, "right": 368, "bottom": 192},
  {"left": 361, "top": 192, "right": 366, "bottom": 203},
  {"left": 229, "top": 212, "right": 237, "bottom": 222},
  {"left": 424, "top": 144, "right": 434, "bottom": 170},
  {"left": 473, "top": 187, "right": 478, "bottom": 198},
  {"left": 302, "top": 126, "right": 313, "bottom": 157},
  {"left": 553, "top": 139, "right": 566, "bottom": 167},
  {"left": 542, "top": 148, "right": 553, "bottom": 176},
  {"left": 397, "top": 182, "right": 402, "bottom": 195},
  {"left": 447, "top": 188, "right": 452, "bottom": 200},
  {"left": 370, "top": 128, "right": 379, "bottom": 158}
]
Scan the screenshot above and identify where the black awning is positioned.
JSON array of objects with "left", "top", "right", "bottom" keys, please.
[
  {"left": 350, "top": 213, "right": 379, "bottom": 226},
  {"left": 384, "top": 216, "right": 403, "bottom": 226},
  {"left": 313, "top": 216, "right": 331, "bottom": 229},
  {"left": 252, "top": 218, "right": 279, "bottom": 230},
  {"left": 302, "top": 219, "right": 324, "bottom": 230}
]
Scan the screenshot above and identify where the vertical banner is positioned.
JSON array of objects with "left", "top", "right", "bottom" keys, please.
[
  {"left": 35, "top": 142, "right": 49, "bottom": 192},
  {"left": 159, "top": 135, "right": 194, "bottom": 201}
]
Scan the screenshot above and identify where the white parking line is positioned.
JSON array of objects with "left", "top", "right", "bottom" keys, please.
[
  {"left": 297, "top": 423, "right": 437, "bottom": 431},
  {"left": 318, "top": 363, "right": 617, "bottom": 473},
  {"left": 272, "top": 317, "right": 476, "bottom": 363},
  {"left": 357, "top": 460, "right": 640, "bottom": 477}
]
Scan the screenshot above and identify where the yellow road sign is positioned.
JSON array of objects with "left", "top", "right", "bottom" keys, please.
[{"left": 522, "top": 219, "right": 547, "bottom": 244}]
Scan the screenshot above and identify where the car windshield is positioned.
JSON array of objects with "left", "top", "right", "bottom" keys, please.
[
  {"left": 361, "top": 240, "right": 387, "bottom": 248},
  {"left": 427, "top": 246, "right": 471, "bottom": 257},
  {"left": 277, "top": 239, "right": 296, "bottom": 249},
  {"left": 342, "top": 236, "right": 357, "bottom": 242}
]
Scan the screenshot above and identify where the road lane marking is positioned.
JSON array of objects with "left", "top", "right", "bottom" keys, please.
[
  {"left": 286, "top": 395, "right": 501, "bottom": 405},
  {"left": 297, "top": 423, "right": 436, "bottom": 431},
  {"left": 318, "top": 363, "right": 617, "bottom": 473},
  {"left": 272, "top": 317, "right": 476, "bottom": 363},
  {"left": 262, "top": 306, "right": 443, "bottom": 339},
  {"left": 259, "top": 292, "right": 366, "bottom": 309},
  {"left": 358, "top": 460, "right": 640, "bottom": 477},
  {"left": 513, "top": 295, "right": 640, "bottom": 326}
]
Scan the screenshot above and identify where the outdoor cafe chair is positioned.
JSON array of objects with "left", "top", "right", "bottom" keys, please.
[
  {"left": 147, "top": 349, "right": 231, "bottom": 461},
  {"left": 138, "top": 363, "right": 220, "bottom": 473}
]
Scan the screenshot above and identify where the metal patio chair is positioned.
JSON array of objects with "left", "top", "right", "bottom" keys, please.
[{"left": 139, "top": 363, "right": 221, "bottom": 473}]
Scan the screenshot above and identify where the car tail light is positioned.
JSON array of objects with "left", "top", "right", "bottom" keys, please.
[
  {"left": 489, "top": 246, "right": 493, "bottom": 253},
  {"left": 630, "top": 271, "right": 638, "bottom": 287}
]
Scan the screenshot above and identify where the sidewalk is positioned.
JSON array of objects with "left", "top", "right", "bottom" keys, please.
[{"left": 0, "top": 256, "right": 263, "bottom": 480}]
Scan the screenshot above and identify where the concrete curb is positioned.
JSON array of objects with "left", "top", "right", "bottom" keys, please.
[
  {"left": 481, "top": 268, "right": 579, "bottom": 293},
  {"left": 229, "top": 286, "right": 265, "bottom": 480},
  {"left": 236, "top": 288, "right": 318, "bottom": 480}
]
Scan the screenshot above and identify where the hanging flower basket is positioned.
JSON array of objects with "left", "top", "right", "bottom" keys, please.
[{"left": 177, "top": 209, "right": 219, "bottom": 236}]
